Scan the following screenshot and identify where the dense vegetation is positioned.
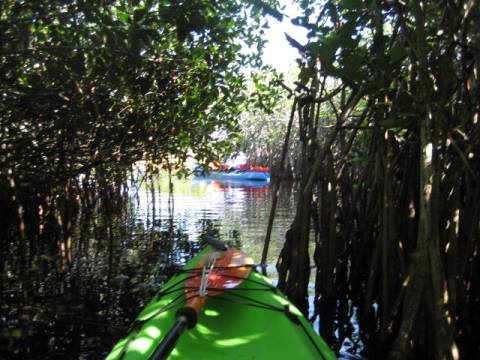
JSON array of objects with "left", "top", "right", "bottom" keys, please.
[
  {"left": 258, "top": 0, "right": 479, "bottom": 359},
  {"left": 0, "top": 0, "right": 279, "bottom": 269}
]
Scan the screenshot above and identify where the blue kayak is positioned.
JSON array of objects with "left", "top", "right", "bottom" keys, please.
[
  {"left": 191, "top": 177, "right": 270, "bottom": 189},
  {"left": 199, "top": 170, "right": 270, "bottom": 182}
]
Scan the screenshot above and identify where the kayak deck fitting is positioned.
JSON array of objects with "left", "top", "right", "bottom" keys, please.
[{"left": 106, "top": 246, "right": 336, "bottom": 360}]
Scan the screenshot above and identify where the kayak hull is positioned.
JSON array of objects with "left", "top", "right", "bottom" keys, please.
[
  {"left": 106, "top": 247, "right": 336, "bottom": 360},
  {"left": 191, "top": 177, "right": 270, "bottom": 190},
  {"left": 202, "top": 171, "right": 270, "bottom": 182}
]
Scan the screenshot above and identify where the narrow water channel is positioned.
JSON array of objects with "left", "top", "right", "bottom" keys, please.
[
  {"left": 0, "top": 173, "right": 362, "bottom": 359},
  {"left": 134, "top": 175, "right": 296, "bottom": 268},
  {"left": 130, "top": 174, "right": 363, "bottom": 359}
]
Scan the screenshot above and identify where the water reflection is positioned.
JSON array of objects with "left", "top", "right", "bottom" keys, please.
[
  {"left": 0, "top": 174, "right": 297, "bottom": 359},
  {"left": 0, "top": 174, "right": 362, "bottom": 359},
  {"left": 192, "top": 177, "right": 271, "bottom": 190},
  {"left": 135, "top": 176, "right": 295, "bottom": 266}
]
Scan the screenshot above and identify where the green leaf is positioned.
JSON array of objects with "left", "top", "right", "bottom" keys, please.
[
  {"left": 299, "top": 66, "right": 314, "bottom": 85},
  {"left": 285, "top": 33, "right": 305, "bottom": 53},
  {"left": 389, "top": 42, "right": 408, "bottom": 64},
  {"left": 116, "top": 11, "right": 130, "bottom": 22},
  {"left": 249, "top": 0, "right": 283, "bottom": 21}
]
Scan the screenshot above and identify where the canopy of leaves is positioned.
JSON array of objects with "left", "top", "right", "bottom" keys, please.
[{"left": 0, "top": 0, "right": 279, "bottom": 189}]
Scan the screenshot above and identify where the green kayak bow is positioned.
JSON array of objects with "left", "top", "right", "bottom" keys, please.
[{"left": 106, "top": 238, "right": 336, "bottom": 360}]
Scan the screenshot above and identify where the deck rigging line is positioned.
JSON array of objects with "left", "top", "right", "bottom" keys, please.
[{"left": 117, "top": 265, "right": 326, "bottom": 359}]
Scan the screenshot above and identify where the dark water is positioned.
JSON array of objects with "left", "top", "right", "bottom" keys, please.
[{"left": 0, "top": 174, "right": 362, "bottom": 359}]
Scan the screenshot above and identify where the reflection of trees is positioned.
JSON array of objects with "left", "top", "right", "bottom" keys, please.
[{"left": 0, "top": 178, "right": 202, "bottom": 358}]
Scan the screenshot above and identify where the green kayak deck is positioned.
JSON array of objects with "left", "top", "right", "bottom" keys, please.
[{"left": 107, "top": 247, "right": 336, "bottom": 360}]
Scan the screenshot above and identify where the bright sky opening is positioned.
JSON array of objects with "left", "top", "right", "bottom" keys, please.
[{"left": 262, "top": 1, "right": 307, "bottom": 73}]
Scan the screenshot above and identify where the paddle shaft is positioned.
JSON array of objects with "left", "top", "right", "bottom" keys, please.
[
  {"left": 151, "top": 236, "right": 226, "bottom": 359},
  {"left": 148, "top": 315, "right": 188, "bottom": 360},
  {"left": 149, "top": 299, "right": 204, "bottom": 360},
  {"left": 202, "top": 235, "right": 229, "bottom": 251},
  {"left": 148, "top": 242, "right": 253, "bottom": 360}
]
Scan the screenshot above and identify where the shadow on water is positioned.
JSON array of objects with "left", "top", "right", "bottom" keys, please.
[
  {"left": 0, "top": 214, "right": 203, "bottom": 358},
  {"left": 0, "top": 173, "right": 364, "bottom": 359}
]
